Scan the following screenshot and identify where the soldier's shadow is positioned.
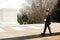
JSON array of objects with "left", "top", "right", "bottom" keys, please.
[{"left": 2, "top": 32, "right": 60, "bottom": 40}]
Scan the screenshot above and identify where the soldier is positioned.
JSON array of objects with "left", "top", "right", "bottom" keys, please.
[{"left": 41, "top": 10, "right": 52, "bottom": 35}]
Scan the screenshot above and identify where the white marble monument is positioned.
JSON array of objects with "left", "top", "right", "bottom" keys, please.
[{"left": 0, "top": 8, "right": 19, "bottom": 26}]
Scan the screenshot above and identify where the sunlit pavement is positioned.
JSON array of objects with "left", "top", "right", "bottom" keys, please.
[{"left": 0, "top": 23, "right": 60, "bottom": 40}]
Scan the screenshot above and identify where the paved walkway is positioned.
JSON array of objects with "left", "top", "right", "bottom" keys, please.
[{"left": 0, "top": 23, "right": 60, "bottom": 40}]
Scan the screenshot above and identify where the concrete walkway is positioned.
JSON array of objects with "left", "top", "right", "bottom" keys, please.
[{"left": 0, "top": 23, "right": 60, "bottom": 40}]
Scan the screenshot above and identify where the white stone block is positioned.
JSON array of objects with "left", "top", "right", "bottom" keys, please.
[{"left": 0, "top": 8, "right": 19, "bottom": 26}]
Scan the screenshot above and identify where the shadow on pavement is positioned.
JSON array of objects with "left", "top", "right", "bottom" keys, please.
[{"left": 2, "top": 32, "right": 60, "bottom": 40}]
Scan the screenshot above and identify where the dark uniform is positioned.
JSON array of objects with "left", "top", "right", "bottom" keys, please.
[{"left": 41, "top": 15, "right": 52, "bottom": 35}]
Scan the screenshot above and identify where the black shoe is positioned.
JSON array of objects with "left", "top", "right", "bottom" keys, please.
[
  {"left": 49, "top": 33, "right": 52, "bottom": 35},
  {"left": 41, "top": 33, "right": 45, "bottom": 35}
]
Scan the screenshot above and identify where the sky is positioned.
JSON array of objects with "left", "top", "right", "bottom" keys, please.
[{"left": 0, "top": 0, "right": 26, "bottom": 9}]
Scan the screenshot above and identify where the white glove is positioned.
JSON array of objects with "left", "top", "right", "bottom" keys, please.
[{"left": 44, "top": 19, "right": 46, "bottom": 21}]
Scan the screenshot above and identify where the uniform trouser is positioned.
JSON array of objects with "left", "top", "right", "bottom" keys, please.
[{"left": 43, "top": 23, "right": 51, "bottom": 34}]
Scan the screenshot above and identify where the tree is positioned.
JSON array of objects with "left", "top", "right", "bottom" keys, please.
[
  {"left": 51, "top": 0, "right": 60, "bottom": 22},
  {"left": 18, "top": 0, "right": 57, "bottom": 24}
]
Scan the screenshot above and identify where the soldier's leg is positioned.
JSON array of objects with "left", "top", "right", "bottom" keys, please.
[
  {"left": 48, "top": 25, "right": 52, "bottom": 34},
  {"left": 41, "top": 24, "right": 48, "bottom": 35},
  {"left": 43, "top": 24, "right": 48, "bottom": 34}
]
